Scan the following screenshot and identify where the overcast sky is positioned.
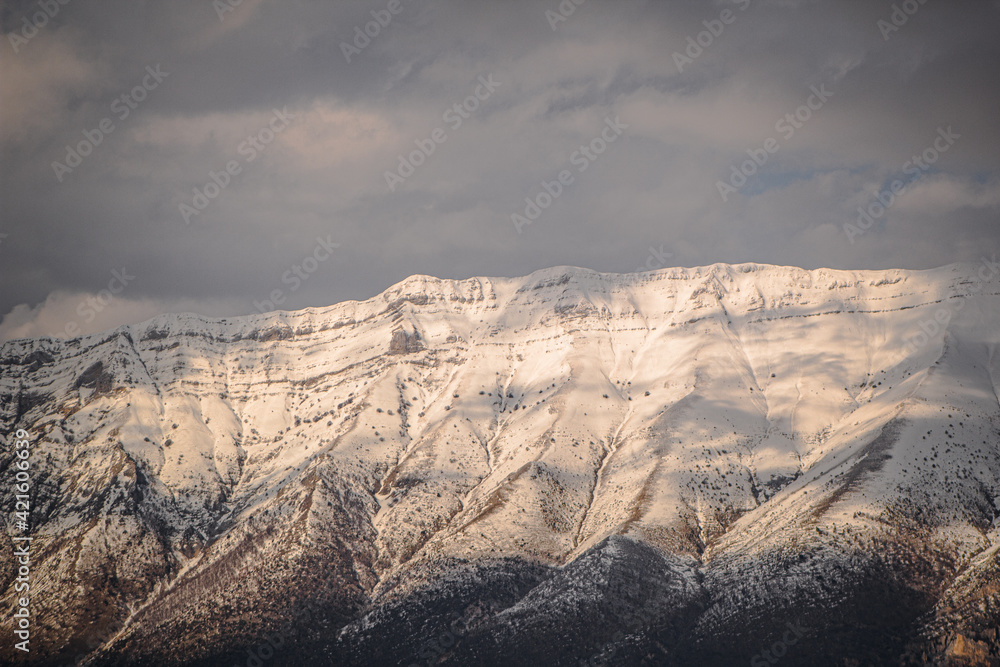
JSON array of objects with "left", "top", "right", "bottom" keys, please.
[{"left": 1, "top": 0, "right": 998, "bottom": 342}]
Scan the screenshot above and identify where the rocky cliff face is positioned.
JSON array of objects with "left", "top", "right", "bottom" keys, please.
[{"left": 2, "top": 263, "right": 999, "bottom": 666}]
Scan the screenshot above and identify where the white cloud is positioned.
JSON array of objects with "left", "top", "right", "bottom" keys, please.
[
  {"left": 894, "top": 175, "right": 1000, "bottom": 215},
  {"left": 0, "top": 292, "right": 241, "bottom": 344},
  {"left": 0, "top": 29, "right": 107, "bottom": 144}
]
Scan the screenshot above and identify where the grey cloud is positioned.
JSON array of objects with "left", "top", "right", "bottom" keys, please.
[{"left": 1, "top": 0, "right": 998, "bottom": 341}]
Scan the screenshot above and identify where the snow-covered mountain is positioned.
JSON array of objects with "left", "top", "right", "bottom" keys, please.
[{"left": 2, "top": 262, "right": 999, "bottom": 666}]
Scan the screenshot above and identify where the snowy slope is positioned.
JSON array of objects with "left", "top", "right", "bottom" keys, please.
[{"left": 1, "top": 262, "right": 999, "bottom": 665}]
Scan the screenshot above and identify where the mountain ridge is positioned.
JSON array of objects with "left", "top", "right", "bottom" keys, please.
[
  {"left": 1, "top": 261, "right": 976, "bottom": 349},
  {"left": 2, "top": 261, "right": 999, "bottom": 665}
]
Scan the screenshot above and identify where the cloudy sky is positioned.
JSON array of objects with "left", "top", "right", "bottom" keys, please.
[{"left": 1, "top": 0, "right": 998, "bottom": 342}]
